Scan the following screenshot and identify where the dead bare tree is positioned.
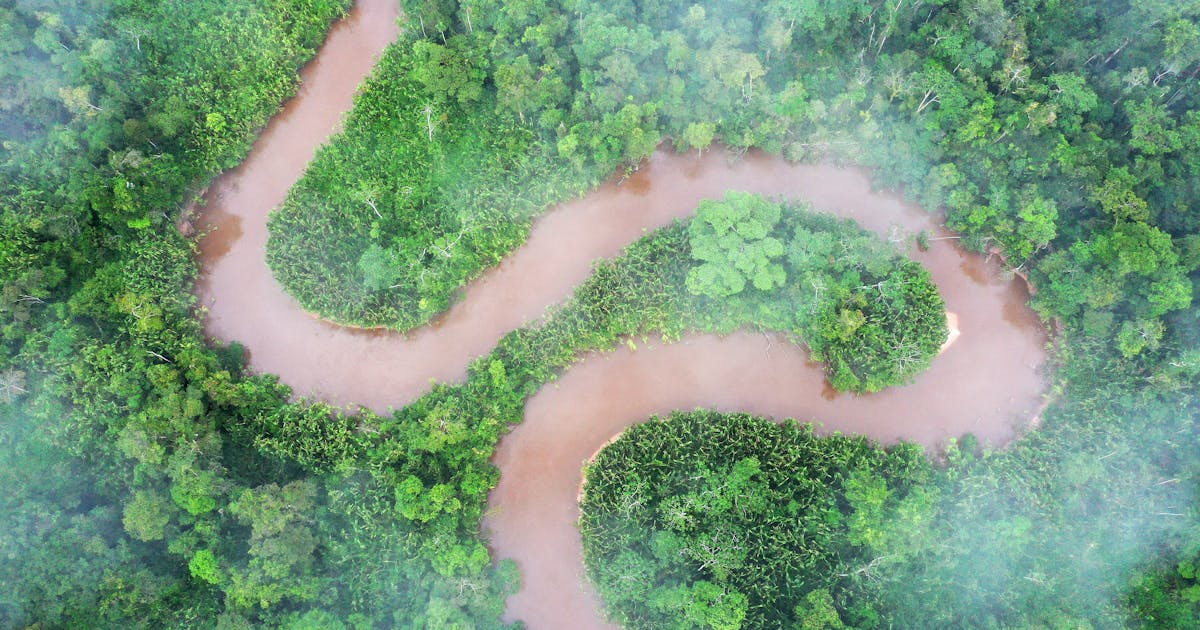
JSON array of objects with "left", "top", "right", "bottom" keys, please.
[
  {"left": 837, "top": 554, "right": 895, "bottom": 582},
  {"left": 0, "top": 369, "right": 28, "bottom": 404},
  {"left": 423, "top": 104, "right": 437, "bottom": 141},
  {"left": 917, "top": 88, "right": 940, "bottom": 113}
]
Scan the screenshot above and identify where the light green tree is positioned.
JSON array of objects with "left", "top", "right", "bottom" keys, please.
[
  {"left": 225, "top": 481, "right": 320, "bottom": 609},
  {"left": 686, "top": 192, "right": 787, "bottom": 298},
  {"left": 795, "top": 589, "right": 847, "bottom": 629},
  {"left": 357, "top": 244, "right": 399, "bottom": 292},
  {"left": 682, "top": 121, "right": 717, "bottom": 155},
  {"left": 122, "top": 489, "right": 175, "bottom": 542}
]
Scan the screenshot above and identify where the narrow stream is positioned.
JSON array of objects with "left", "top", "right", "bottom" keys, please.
[{"left": 193, "top": 3, "right": 1048, "bottom": 628}]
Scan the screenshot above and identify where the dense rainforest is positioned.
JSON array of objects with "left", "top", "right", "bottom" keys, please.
[
  {"left": 2, "top": 0, "right": 1200, "bottom": 629},
  {"left": 580, "top": 411, "right": 940, "bottom": 629}
]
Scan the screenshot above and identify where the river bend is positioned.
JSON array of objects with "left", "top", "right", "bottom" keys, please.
[{"left": 192, "top": 3, "right": 1048, "bottom": 628}]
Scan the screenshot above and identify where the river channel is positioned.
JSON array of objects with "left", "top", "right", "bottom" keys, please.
[{"left": 192, "top": 2, "right": 1048, "bottom": 628}]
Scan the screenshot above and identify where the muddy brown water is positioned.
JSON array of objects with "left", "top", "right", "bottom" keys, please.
[
  {"left": 200, "top": 142, "right": 1045, "bottom": 419},
  {"left": 193, "top": 3, "right": 1048, "bottom": 627},
  {"left": 482, "top": 154, "right": 1048, "bottom": 630},
  {"left": 194, "top": 0, "right": 401, "bottom": 409}
]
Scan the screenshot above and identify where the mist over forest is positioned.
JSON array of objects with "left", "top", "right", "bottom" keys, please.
[{"left": 3, "top": 0, "right": 1200, "bottom": 628}]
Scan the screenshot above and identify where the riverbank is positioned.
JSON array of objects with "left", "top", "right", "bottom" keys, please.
[
  {"left": 198, "top": 145, "right": 1045, "bottom": 415},
  {"left": 189, "top": 5, "right": 1048, "bottom": 628}
]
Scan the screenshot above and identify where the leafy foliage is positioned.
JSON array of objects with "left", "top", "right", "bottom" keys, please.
[
  {"left": 680, "top": 193, "right": 947, "bottom": 392},
  {"left": 582, "top": 384, "right": 1200, "bottom": 628},
  {"left": 4, "top": 0, "right": 1200, "bottom": 627},
  {"left": 580, "top": 411, "right": 935, "bottom": 629},
  {"left": 686, "top": 192, "right": 787, "bottom": 297},
  {"left": 266, "top": 39, "right": 618, "bottom": 329}
]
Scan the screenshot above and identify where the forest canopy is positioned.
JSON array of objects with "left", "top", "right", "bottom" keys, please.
[
  {"left": 682, "top": 192, "right": 947, "bottom": 393},
  {"left": 270, "top": 0, "right": 1200, "bottom": 365},
  {"left": 270, "top": 0, "right": 1200, "bottom": 624},
  {"left": 580, "top": 411, "right": 937, "bottom": 629},
  {"left": 2, "top": 0, "right": 1200, "bottom": 628}
]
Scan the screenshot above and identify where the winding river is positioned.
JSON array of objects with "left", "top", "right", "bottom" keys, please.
[{"left": 194, "top": 2, "right": 1048, "bottom": 628}]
